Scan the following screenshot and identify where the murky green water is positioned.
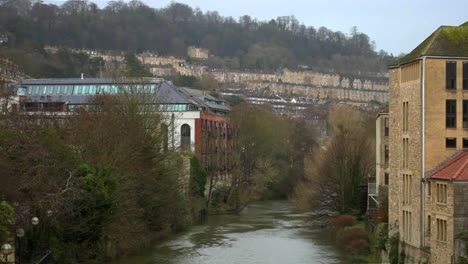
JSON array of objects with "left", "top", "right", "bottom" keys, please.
[{"left": 111, "top": 200, "right": 342, "bottom": 264}]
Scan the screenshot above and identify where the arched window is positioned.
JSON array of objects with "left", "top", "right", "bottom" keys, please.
[
  {"left": 161, "top": 123, "right": 169, "bottom": 152},
  {"left": 181, "top": 124, "right": 191, "bottom": 150}
]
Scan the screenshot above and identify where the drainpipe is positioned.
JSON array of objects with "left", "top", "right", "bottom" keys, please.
[{"left": 421, "top": 56, "right": 426, "bottom": 248}]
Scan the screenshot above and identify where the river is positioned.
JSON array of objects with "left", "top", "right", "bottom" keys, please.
[{"left": 111, "top": 200, "right": 342, "bottom": 264}]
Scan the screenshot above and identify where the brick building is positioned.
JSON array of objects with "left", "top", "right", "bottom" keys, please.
[{"left": 388, "top": 22, "right": 468, "bottom": 263}]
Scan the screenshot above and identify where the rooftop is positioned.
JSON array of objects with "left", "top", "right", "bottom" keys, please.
[
  {"left": 22, "top": 78, "right": 163, "bottom": 85},
  {"left": 389, "top": 22, "right": 468, "bottom": 68},
  {"left": 427, "top": 151, "right": 468, "bottom": 181}
]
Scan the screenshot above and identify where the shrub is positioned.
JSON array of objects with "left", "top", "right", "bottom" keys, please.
[
  {"left": 332, "top": 215, "right": 356, "bottom": 230},
  {"left": 340, "top": 228, "right": 369, "bottom": 246},
  {"left": 345, "top": 239, "right": 370, "bottom": 255},
  {"left": 0, "top": 201, "right": 13, "bottom": 244},
  {"left": 376, "top": 224, "right": 389, "bottom": 252}
]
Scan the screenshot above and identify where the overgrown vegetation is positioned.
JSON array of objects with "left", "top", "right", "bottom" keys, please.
[
  {"left": 0, "top": 90, "right": 199, "bottom": 263},
  {"left": 223, "top": 105, "right": 316, "bottom": 212},
  {"left": 0, "top": 201, "right": 13, "bottom": 244},
  {"left": 292, "top": 105, "right": 374, "bottom": 214}
]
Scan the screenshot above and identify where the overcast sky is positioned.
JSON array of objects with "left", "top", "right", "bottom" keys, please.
[{"left": 46, "top": 0, "right": 468, "bottom": 55}]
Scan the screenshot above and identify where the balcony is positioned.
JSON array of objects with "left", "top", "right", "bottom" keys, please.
[{"left": 368, "top": 183, "right": 377, "bottom": 196}]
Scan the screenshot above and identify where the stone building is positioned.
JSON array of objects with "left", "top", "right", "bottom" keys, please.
[
  {"left": 388, "top": 22, "right": 468, "bottom": 263},
  {"left": 187, "top": 46, "right": 209, "bottom": 60},
  {"left": 370, "top": 112, "right": 389, "bottom": 210}
]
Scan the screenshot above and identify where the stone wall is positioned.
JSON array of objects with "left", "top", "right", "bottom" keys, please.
[
  {"left": 454, "top": 183, "right": 468, "bottom": 263},
  {"left": 426, "top": 180, "right": 455, "bottom": 264}
]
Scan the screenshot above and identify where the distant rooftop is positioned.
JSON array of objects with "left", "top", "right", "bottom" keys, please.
[
  {"left": 427, "top": 151, "right": 468, "bottom": 181},
  {"left": 389, "top": 22, "right": 468, "bottom": 68}
]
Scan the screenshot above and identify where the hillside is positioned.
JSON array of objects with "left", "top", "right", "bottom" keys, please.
[{"left": 0, "top": 0, "right": 395, "bottom": 76}]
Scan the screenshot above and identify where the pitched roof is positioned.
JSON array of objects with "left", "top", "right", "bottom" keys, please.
[
  {"left": 427, "top": 151, "right": 468, "bottom": 181},
  {"left": 389, "top": 22, "right": 468, "bottom": 68}
]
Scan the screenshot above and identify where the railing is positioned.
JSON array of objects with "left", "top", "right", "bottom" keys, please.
[{"left": 35, "top": 250, "right": 52, "bottom": 264}]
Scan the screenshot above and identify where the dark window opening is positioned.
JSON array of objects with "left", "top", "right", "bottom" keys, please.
[
  {"left": 446, "top": 99, "right": 457, "bottom": 128},
  {"left": 464, "top": 100, "right": 468, "bottom": 128},
  {"left": 385, "top": 173, "right": 389, "bottom": 185},
  {"left": 161, "top": 124, "right": 168, "bottom": 152},
  {"left": 446, "top": 61, "right": 457, "bottom": 89},
  {"left": 446, "top": 137, "right": 457, "bottom": 148},
  {"left": 463, "top": 62, "right": 468, "bottom": 90},
  {"left": 384, "top": 145, "right": 389, "bottom": 166},
  {"left": 384, "top": 117, "right": 389, "bottom": 136},
  {"left": 464, "top": 138, "right": 468, "bottom": 149},
  {"left": 181, "top": 124, "right": 191, "bottom": 150}
]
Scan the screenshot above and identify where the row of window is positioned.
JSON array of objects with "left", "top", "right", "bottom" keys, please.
[
  {"left": 445, "top": 99, "right": 468, "bottom": 128},
  {"left": 446, "top": 61, "right": 468, "bottom": 90},
  {"left": 402, "top": 174, "right": 413, "bottom": 205},
  {"left": 25, "top": 84, "right": 158, "bottom": 95},
  {"left": 402, "top": 210, "right": 413, "bottom": 242},
  {"left": 436, "top": 218, "right": 448, "bottom": 242},
  {"left": 426, "top": 216, "right": 448, "bottom": 242},
  {"left": 445, "top": 137, "right": 468, "bottom": 149},
  {"left": 65, "top": 104, "right": 196, "bottom": 112},
  {"left": 427, "top": 182, "right": 448, "bottom": 204}
]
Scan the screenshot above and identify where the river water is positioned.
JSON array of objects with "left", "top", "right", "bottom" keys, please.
[{"left": 111, "top": 200, "right": 342, "bottom": 264}]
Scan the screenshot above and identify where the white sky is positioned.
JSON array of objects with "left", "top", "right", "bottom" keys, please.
[{"left": 46, "top": 0, "right": 468, "bottom": 55}]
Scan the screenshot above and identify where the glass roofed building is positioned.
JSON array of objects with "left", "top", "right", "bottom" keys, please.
[{"left": 15, "top": 77, "right": 234, "bottom": 182}]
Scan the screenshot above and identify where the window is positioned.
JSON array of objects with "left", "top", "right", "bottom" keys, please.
[
  {"left": 436, "top": 183, "right": 448, "bottom": 204},
  {"left": 436, "top": 218, "right": 447, "bottom": 242},
  {"left": 464, "top": 138, "right": 468, "bottom": 149},
  {"left": 446, "top": 100, "right": 457, "bottom": 128},
  {"left": 385, "top": 173, "right": 389, "bottom": 185},
  {"left": 463, "top": 62, "right": 468, "bottom": 90},
  {"left": 181, "top": 124, "right": 191, "bottom": 150},
  {"left": 446, "top": 61, "right": 457, "bottom": 89},
  {"left": 403, "top": 138, "right": 409, "bottom": 169},
  {"left": 161, "top": 124, "right": 169, "bottom": 152},
  {"left": 403, "top": 174, "right": 412, "bottom": 205},
  {"left": 427, "top": 215, "right": 432, "bottom": 235},
  {"left": 384, "top": 117, "right": 389, "bottom": 136},
  {"left": 403, "top": 210, "right": 412, "bottom": 242},
  {"left": 446, "top": 138, "right": 457, "bottom": 148},
  {"left": 464, "top": 100, "right": 468, "bottom": 128},
  {"left": 428, "top": 181, "right": 432, "bottom": 196},
  {"left": 384, "top": 145, "right": 389, "bottom": 166},
  {"left": 403, "top": 102, "right": 409, "bottom": 131}
]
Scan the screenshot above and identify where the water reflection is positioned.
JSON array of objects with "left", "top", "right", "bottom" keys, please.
[{"left": 112, "top": 201, "right": 341, "bottom": 264}]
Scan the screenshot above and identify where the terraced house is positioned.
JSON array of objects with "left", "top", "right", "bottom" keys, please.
[{"left": 388, "top": 22, "right": 468, "bottom": 263}]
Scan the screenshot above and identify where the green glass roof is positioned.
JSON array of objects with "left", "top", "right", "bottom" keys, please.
[{"left": 389, "top": 22, "right": 468, "bottom": 68}]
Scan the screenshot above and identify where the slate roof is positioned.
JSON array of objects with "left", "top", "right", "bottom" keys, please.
[
  {"left": 389, "top": 22, "right": 468, "bottom": 68},
  {"left": 427, "top": 151, "right": 468, "bottom": 181},
  {"left": 177, "top": 87, "right": 231, "bottom": 112}
]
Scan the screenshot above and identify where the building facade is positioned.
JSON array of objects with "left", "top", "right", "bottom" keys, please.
[
  {"left": 388, "top": 22, "right": 468, "bottom": 263},
  {"left": 369, "top": 112, "right": 389, "bottom": 214},
  {"left": 15, "top": 78, "right": 233, "bottom": 180}
]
